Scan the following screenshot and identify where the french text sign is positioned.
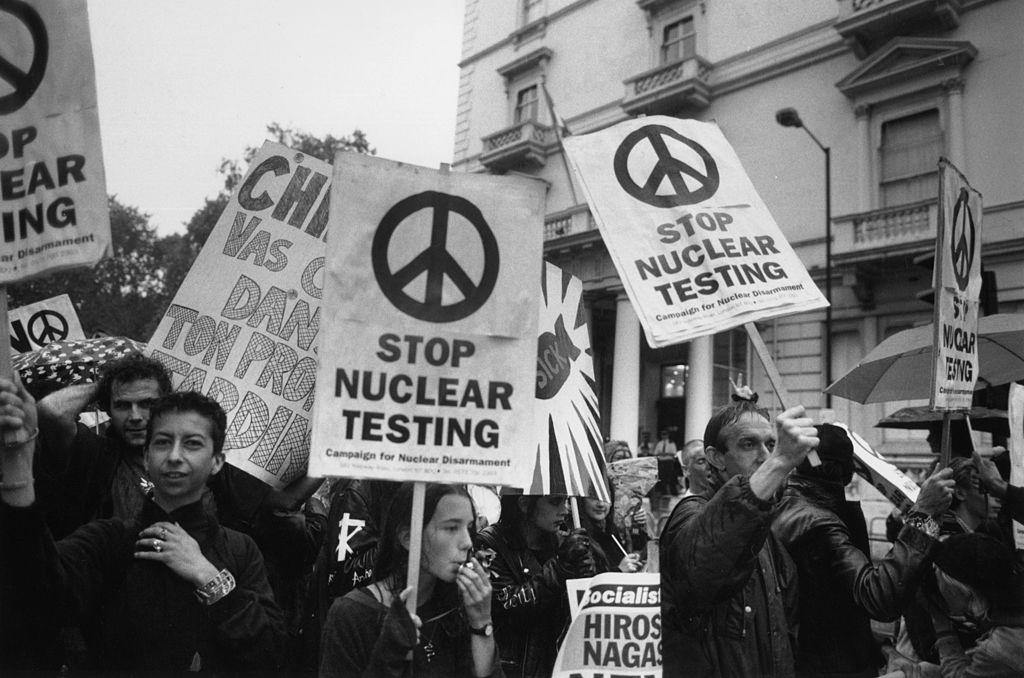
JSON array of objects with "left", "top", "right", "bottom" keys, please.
[
  {"left": 931, "top": 159, "right": 982, "bottom": 410},
  {"left": 564, "top": 117, "right": 827, "bottom": 347},
  {"left": 0, "top": 0, "right": 111, "bottom": 282},
  {"left": 147, "top": 142, "right": 330, "bottom": 488},
  {"left": 309, "top": 154, "right": 543, "bottom": 487}
]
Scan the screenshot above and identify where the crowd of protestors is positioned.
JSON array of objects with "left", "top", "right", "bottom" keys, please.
[{"left": 1, "top": 350, "right": 1022, "bottom": 677}]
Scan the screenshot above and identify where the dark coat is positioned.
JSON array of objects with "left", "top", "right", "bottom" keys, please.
[
  {"left": 0, "top": 497, "right": 286, "bottom": 673},
  {"left": 773, "top": 475, "right": 937, "bottom": 677},
  {"left": 475, "top": 522, "right": 568, "bottom": 678},
  {"left": 660, "top": 476, "right": 799, "bottom": 678}
]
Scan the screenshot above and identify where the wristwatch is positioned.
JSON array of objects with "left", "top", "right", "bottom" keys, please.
[
  {"left": 469, "top": 621, "right": 494, "bottom": 637},
  {"left": 903, "top": 511, "right": 940, "bottom": 539}
]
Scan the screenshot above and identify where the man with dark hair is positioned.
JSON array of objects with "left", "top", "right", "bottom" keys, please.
[
  {"left": 772, "top": 424, "right": 955, "bottom": 678},
  {"left": 660, "top": 399, "right": 818, "bottom": 677},
  {"left": 0, "top": 382, "right": 286, "bottom": 672}
]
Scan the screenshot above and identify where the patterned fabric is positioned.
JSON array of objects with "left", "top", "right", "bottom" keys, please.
[{"left": 13, "top": 337, "right": 145, "bottom": 387}]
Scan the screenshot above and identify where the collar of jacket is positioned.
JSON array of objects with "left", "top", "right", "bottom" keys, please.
[
  {"left": 137, "top": 496, "right": 219, "bottom": 543},
  {"left": 786, "top": 474, "right": 847, "bottom": 512}
]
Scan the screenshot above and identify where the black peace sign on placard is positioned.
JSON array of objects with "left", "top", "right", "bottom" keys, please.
[
  {"left": 613, "top": 124, "right": 720, "bottom": 207},
  {"left": 950, "top": 188, "right": 975, "bottom": 292},
  {"left": 28, "top": 309, "right": 68, "bottom": 345},
  {"left": 0, "top": 0, "right": 48, "bottom": 115},
  {"left": 372, "top": 191, "right": 499, "bottom": 323}
]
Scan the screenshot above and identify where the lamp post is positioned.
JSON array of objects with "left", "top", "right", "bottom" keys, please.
[{"left": 776, "top": 107, "right": 832, "bottom": 407}]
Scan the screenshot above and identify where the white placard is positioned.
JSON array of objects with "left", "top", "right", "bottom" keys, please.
[
  {"left": 563, "top": 116, "right": 827, "bottom": 347},
  {"left": 8, "top": 293, "right": 84, "bottom": 352}
]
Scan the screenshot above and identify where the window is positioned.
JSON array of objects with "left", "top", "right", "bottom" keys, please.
[
  {"left": 514, "top": 85, "right": 539, "bottom": 124},
  {"left": 711, "top": 328, "right": 748, "bottom": 405},
  {"left": 522, "top": 0, "right": 544, "bottom": 26},
  {"left": 660, "top": 17, "right": 696, "bottom": 64},
  {"left": 879, "top": 109, "right": 942, "bottom": 207}
]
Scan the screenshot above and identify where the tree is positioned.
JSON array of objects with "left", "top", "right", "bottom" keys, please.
[
  {"left": 185, "top": 123, "right": 375, "bottom": 250},
  {"left": 8, "top": 196, "right": 169, "bottom": 340}
]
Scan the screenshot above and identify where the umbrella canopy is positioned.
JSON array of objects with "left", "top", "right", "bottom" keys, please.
[
  {"left": 826, "top": 313, "right": 1024, "bottom": 404},
  {"left": 876, "top": 405, "right": 1009, "bottom": 436},
  {"left": 13, "top": 336, "right": 146, "bottom": 389}
]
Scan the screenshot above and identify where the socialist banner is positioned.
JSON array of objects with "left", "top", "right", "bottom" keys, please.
[
  {"left": 0, "top": 0, "right": 111, "bottom": 283},
  {"left": 148, "top": 142, "right": 330, "bottom": 488},
  {"left": 930, "top": 159, "right": 983, "bottom": 410},
  {"left": 564, "top": 116, "right": 827, "bottom": 348},
  {"left": 9, "top": 293, "right": 84, "bottom": 352},
  {"left": 556, "top": 573, "right": 662, "bottom": 678},
  {"left": 309, "top": 155, "right": 543, "bottom": 487}
]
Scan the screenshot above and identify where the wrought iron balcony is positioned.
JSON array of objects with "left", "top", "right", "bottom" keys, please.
[
  {"left": 622, "top": 56, "right": 712, "bottom": 116},
  {"left": 835, "top": 0, "right": 963, "bottom": 58},
  {"left": 479, "top": 120, "right": 553, "bottom": 172},
  {"left": 833, "top": 200, "right": 937, "bottom": 261}
]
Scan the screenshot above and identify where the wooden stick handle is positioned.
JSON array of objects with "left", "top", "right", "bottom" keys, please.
[
  {"left": 744, "top": 322, "right": 821, "bottom": 466},
  {"left": 404, "top": 482, "right": 426, "bottom": 615}
]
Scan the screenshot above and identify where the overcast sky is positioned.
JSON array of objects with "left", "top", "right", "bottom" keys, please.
[{"left": 88, "top": 0, "right": 465, "bottom": 236}]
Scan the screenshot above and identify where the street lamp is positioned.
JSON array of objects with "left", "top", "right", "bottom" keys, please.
[{"left": 776, "top": 107, "right": 832, "bottom": 407}]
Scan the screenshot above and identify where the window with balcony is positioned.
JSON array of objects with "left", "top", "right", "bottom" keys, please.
[
  {"left": 879, "top": 109, "right": 942, "bottom": 207},
  {"left": 661, "top": 17, "right": 696, "bottom": 64},
  {"left": 522, "top": 0, "right": 544, "bottom": 26},
  {"left": 514, "top": 84, "right": 539, "bottom": 124}
]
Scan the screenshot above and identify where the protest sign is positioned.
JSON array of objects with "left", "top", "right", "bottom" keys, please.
[
  {"left": 1009, "top": 383, "right": 1024, "bottom": 550},
  {"left": 0, "top": 0, "right": 110, "bottom": 284},
  {"left": 556, "top": 572, "right": 662, "bottom": 678},
  {"left": 930, "top": 159, "right": 982, "bottom": 410},
  {"left": 8, "top": 293, "right": 84, "bottom": 352},
  {"left": 836, "top": 422, "right": 920, "bottom": 512},
  {"left": 563, "top": 116, "right": 827, "bottom": 348},
  {"left": 308, "top": 155, "right": 543, "bottom": 487},
  {"left": 528, "top": 261, "right": 608, "bottom": 501},
  {"left": 148, "top": 141, "right": 330, "bottom": 488}
]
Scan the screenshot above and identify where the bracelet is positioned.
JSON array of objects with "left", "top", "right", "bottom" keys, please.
[
  {"left": 0, "top": 478, "right": 31, "bottom": 491},
  {"left": 3, "top": 427, "right": 39, "bottom": 449},
  {"left": 194, "top": 568, "right": 236, "bottom": 606},
  {"left": 904, "top": 511, "right": 940, "bottom": 539}
]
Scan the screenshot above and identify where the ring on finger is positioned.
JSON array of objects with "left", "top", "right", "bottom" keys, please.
[
  {"left": 159, "top": 527, "right": 168, "bottom": 540},
  {"left": 153, "top": 539, "right": 163, "bottom": 552}
]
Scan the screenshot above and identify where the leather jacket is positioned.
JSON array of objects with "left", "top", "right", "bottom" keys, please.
[{"left": 773, "top": 474, "right": 938, "bottom": 677}]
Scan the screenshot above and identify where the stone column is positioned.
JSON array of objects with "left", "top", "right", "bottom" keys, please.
[
  {"left": 610, "top": 293, "right": 641, "bottom": 448},
  {"left": 685, "top": 334, "right": 714, "bottom": 443},
  {"left": 855, "top": 104, "right": 872, "bottom": 211}
]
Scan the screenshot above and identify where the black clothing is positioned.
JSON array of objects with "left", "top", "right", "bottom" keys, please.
[
  {"left": 0, "top": 497, "right": 286, "bottom": 672},
  {"left": 772, "top": 474, "right": 937, "bottom": 677},
  {"left": 660, "top": 477, "right": 799, "bottom": 678}
]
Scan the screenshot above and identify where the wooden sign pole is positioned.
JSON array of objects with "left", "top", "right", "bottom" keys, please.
[
  {"left": 744, "top": 322, "right": 821, "bottom": 466},
  {"left": 404, "top": 481, "right": 427, "bottom": 615}
]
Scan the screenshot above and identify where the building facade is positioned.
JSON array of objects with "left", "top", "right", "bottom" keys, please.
[{"left": 451, "top": 0, "right": 1024, "bottom": 474}]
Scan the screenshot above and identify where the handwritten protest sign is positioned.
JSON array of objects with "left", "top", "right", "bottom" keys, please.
[
  {"left": 148, "top": 141, "right": 329, "bottom": 488},
  {"left": 308, "top": 155, "right": 543, "bottom": 487},
  {"left": 931, "top": 159, "right": 982, "bottom": 410},
  {"left": 527, "top": 262, "right": 608, "bottom": 500},
  {"left": 557, "top": 573, "right": 662, "bottom": 678},
  {"left": 564, "top": 116, "right": 827, "bottom": 348},
  {"left": 8, "top": 293, "right": 84, "bottom": 352},
  {"left": 0, "top": 0, "right": 110, "bottom": 283}
]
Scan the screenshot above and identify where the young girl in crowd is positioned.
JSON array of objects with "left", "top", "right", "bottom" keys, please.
[
  {"left": 476, "top": 494, "right": 596, "bottom": 678},
  {"left": 579, "top": 494, "right": 642, "bottom": 574},
  {"left": 319, "top": 483, "right": 500, "bottom": 677}
]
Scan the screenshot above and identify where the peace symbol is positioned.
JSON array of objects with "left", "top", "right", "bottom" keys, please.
[
  {"left": 28, "top": 309, "right": 68, "bottom": 345},
  {"left": 372, "top": 191, "right": 499, "bottom": 323},
  {"left": 613, "top": 125, "right": 720, "bottom": 207},
  {"left": 949, "top": 188, "right": 975, "bottom": 292},
  {"left": 0, "top": 0, "right": 49, "bottom": 115}
]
